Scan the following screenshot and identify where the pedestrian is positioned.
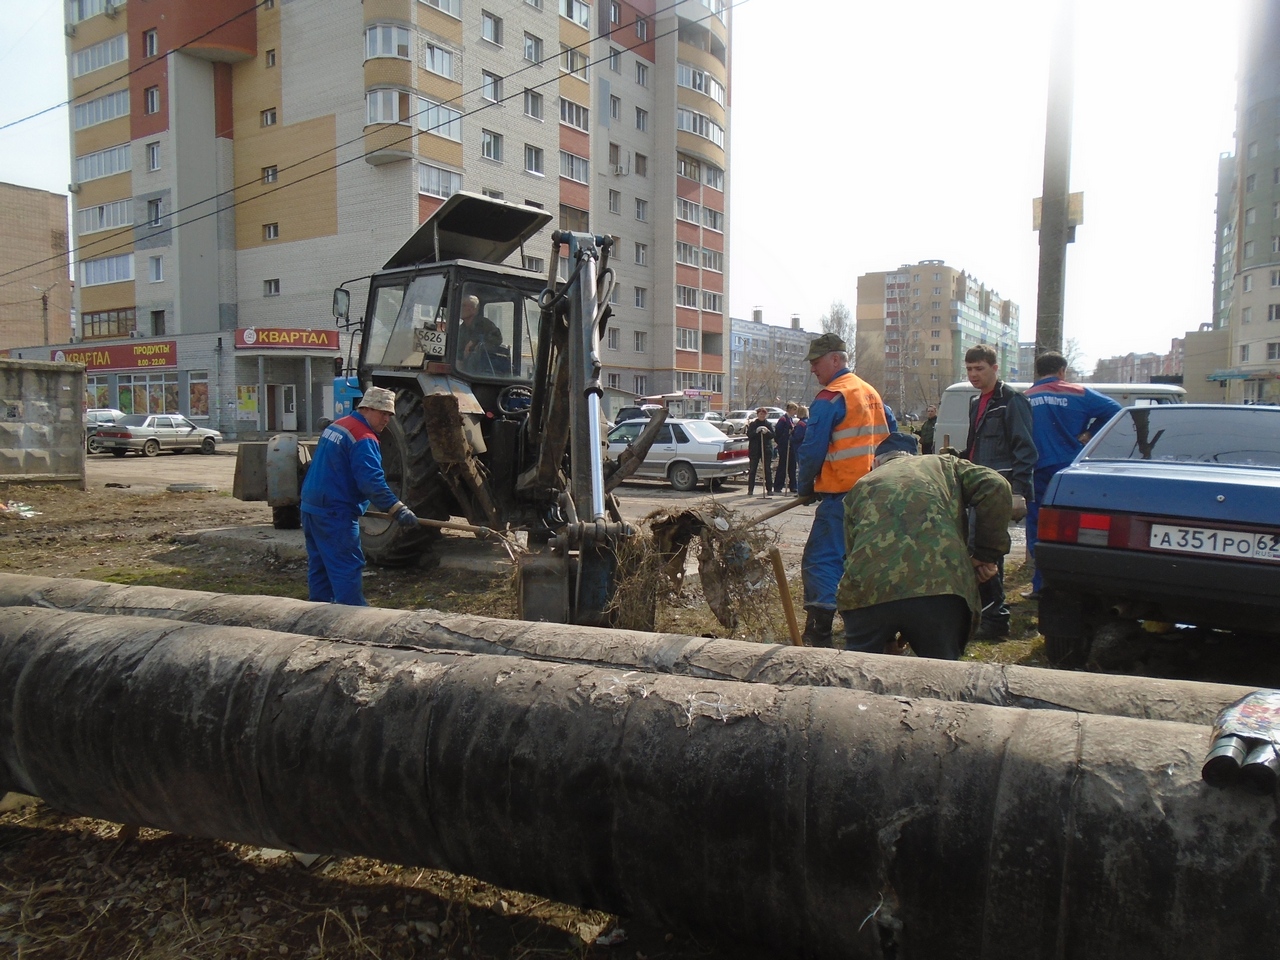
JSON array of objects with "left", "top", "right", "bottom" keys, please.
[
  {"left": 1022, "top": 351, "right": 1122, "bottom": 599},
  {"left": 961, "top": 344, "right": 1036, "bottom": 639},
  {"left": 837, "top": 433, "right": 1013, "bottom": 659},
  {"left": 772, "top": 402, "right": 800, "bottom": 494},
  {"left": 789, "top": 405, "right": 809, "bottom": 494},
  {"left": 918, "top": 403, "right": 938, "bottom": 454},
  {"left": 300, "top": 386, "right": 420, "bottom": 605},
  {"left": 795, "top": 333, "right": 895, "bottom": 647},
  {"left": 745, "top": 407, "right": 775, "bottom": 498}
]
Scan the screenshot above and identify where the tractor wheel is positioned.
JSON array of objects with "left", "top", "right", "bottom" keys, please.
[{"left": 359, "top": 386, "right": 456, "bottom": 567}]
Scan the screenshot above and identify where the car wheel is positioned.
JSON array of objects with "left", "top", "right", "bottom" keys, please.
[
  {"left": 86, "top": 435, "right": 103, "bottom": 454},
  {"left": 143, "top": 439, "right": 161, "bottom": 457},
  {"left": 272, "top": 504, "right": 301, "bottom": 530},
  {"left": 111, "top": 449, "right": 127, "bottom": 458},
  {"left": 669, "top": 462, "right": 697, "bottom": 492},
  {"left": 201, "top": 437, "right": 216, "bottom": 455}
]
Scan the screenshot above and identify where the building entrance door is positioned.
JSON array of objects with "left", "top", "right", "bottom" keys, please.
[{"left": 281, "top": 384, "right": 297, "bottom": 431}]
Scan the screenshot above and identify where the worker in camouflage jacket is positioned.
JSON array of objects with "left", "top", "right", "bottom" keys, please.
[{"left": 836, "top": 433, "right": 1012, "bottom": 660}]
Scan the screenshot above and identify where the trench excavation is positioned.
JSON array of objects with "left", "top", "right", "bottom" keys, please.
[
  {"left": 0, "top": 572, "right": 1259, "bottom": 726},
  {"left": 0, "top": 606, "right": 1275, "bottom": 960}
]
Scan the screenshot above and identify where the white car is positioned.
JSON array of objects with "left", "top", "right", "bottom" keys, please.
[{"left": 607, "top": 418, "right": 750, "bottom": 491}]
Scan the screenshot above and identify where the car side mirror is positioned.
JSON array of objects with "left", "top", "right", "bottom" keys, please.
[{"left": 332, "top": 288, "right": 350, "bottom": 321}]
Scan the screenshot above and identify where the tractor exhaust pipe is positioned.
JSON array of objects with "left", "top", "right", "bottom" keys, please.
[{"left": 0, "top": 607, "right": 1276, "bottom": 960}]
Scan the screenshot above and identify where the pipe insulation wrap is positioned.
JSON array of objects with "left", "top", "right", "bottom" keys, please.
[
  {"left": 0, "top": 607, "right": 1275, "bottom": 960},
  {"left": 0, "top": 572, "right": 1258, "bottom": 726}
]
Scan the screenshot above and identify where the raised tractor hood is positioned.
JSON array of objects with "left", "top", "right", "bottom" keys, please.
[{"left": 384, "top": 192, "right": 554, "bottom": 269}]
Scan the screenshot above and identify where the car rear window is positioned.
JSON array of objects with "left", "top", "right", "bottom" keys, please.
[
  {"left": 683, "top": 420, "right": 730, "bottom": 442},
  {"left": 119, "top": 415, "right": 150, "bottom": 426},
  {"left": 1085, "top": 407, "right": 1280, "bottom": 467}
]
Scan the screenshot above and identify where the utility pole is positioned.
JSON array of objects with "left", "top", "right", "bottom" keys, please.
[
  {"left": 1035, "top": 0, "right": 1077, "bottom": 355},
  {"left": 41, "top": 290, "right": 49, "bottom": 346}
]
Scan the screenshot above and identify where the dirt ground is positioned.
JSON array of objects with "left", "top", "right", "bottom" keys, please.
[{"left": 0, "top": 472, "right": 1268, "bottom": 959}]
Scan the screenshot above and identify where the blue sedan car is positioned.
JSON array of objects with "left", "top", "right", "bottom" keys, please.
[{"left": 1035, "top": 405, "right": 1280, "bottom": 666}]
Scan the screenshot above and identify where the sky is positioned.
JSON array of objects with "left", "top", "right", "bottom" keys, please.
[{"left": 0, "top": 0, "right": 1242, "bottom": 371}]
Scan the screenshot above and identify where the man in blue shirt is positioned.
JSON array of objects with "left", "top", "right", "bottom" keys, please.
[
  {"left": 1023, "top": 352, "right": 1122, "bottom": 597},
  {"left": 300, "top": 385, "right": 420, "bottom": 605}
]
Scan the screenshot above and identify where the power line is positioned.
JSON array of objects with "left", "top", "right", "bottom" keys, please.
[{"left": 0, "top": 0, "right": 740, "bottom": 293}]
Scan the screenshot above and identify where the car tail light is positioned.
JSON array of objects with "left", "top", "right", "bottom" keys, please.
[
  {"left": 425, "top": 362, "right": 452, "bottom": 375},
  {"left": 717, "top": 449, "right": 741, "bottom": 461},
  {"left": 1039, "top": 507, "right": 1133, "bottom": 548},
  {"left": 100, "top": 429, "right": 130, "bottom": 439}
]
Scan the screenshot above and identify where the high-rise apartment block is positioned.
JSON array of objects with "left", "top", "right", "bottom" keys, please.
[
  {"left": 0, "top": 183, "right": 72, "bottom": 351},
  {"left": 1198, "top": 0, "right": 1280, "bottom": 403},
  {"left": 855, "top": 260, "right": 1020, "bottom": 415},
  {"left": 36, "top": 0, "right": 730, "bottom": 434}
]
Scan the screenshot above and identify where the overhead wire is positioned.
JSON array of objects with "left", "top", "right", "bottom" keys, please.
[{"left": 0, "top": 0, "right": 740, "bottom": 293}]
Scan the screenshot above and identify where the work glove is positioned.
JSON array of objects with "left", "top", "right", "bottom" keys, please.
[
  {"left": 391, "top": 504, "right": 420, "bottom": 529},
  {"left": 1010, "top": 495, "right": 1028, "bottom": 522}
]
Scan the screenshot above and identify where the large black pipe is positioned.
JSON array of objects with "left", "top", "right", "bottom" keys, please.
[
  {"left": 0, "top": 573, "right": 1256, "bottom": 726},
  {"left": 0, "top": 607, "right": 1275, "bottom": 959}
]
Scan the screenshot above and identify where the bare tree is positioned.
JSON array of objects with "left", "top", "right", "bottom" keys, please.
[
  {"left": 734, "top": 348, "right": 789, "bottom": 407},
  {"left": 820, "top": 300, "right": 854, "bottom": 354}
]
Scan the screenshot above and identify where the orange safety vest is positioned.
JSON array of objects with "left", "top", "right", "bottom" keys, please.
[{"left": 813, "top": 372, "right": 891, "bottom": 493}]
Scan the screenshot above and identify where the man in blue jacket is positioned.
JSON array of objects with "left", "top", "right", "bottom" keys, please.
[
  {"left": 300, "top": 385, "right": 419, "bottom": 605},
  {"left": 1023, "top": 352, "right": 1122, "bottom": 598}
]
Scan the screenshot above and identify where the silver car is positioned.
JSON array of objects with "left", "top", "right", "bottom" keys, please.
[
  {"left": 607, "top": 417, "right": 749, "bottom": 491},
  {"left": 84, "top": 407, "right": 126, "bottom": 454},
  {"left": 96, "top": 414, "right": 223, "bottom": 457}
]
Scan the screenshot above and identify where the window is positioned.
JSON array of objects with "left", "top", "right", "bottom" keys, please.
[
  {"left": 263, "top": 0, "right": 274, "bottom": 8},
  {"left": 81, "top": 253, "right": 133, "bottom": 287},
  {"left": 1240, "top": 344, "right": 1251, "bottom": 362},
  {"left": 704, "top": 208, "right": 725, "bottom": 231},
  {"left": 76, "top": 143, "right": 132, "bottom": 182},
  {"left": 263, "top": 222, "right": 279, "bottom": 240},
  {"left": 701, "top": 292, "right": 723, "bottom": 313},
  {"left": 482, "top": 130, "right": 504, "bottom": 161},
  {"left": 676, "top": 61, "right": 726, "bottom": 107},
  {"left": 609, "top": 142, "right": 621, "bottom": 166},
  {"left": 1269, "top": 342, "right": 1280, "bottom": 360},
  {"left": 677, "top": 198, "right": 700, "bottom": 223},
  {"left": 703, "top": 164, "right": 724, "bottom": 190},
  {"left": 1246, "top": 207, "right": 1257, "bottom": 225},
  {"left": 634, "top": 153, "right": 647, "bottom": 176},
  {"left": 560, "top": 98, "right": 589, "bottom": 130},
  {"left": 561, "top": 0, "right": 590, "bottom": 28},
  {"left": 367, "top": 90, "right": 409, "bottom": 124},
  {"left": 676, "top": 155, "right": 700, "bottom": 180},
  {"left": 265, "top": 48, "right": 276, "bottom": 67},
  {"left": 422, "top": 43, "right": 456, "bottom": 79},
  {"left": 635, "top": 106, "right": 648, "bottom": 131},
  {"left": 1249, "top": 141, "right": 1260, "bottom": 159},
  {"left": 634, "top": 242, "right": 647, "bottom": 265},
  {"left": 264, "top": 278, "right": 281, "bottom": 297},
  {"left": 676, "top": 107, "right": 724, "bottom": 147},
  {"left": 1275, "top": 201, "right": 1280, "bottom": 220},
  {"left": 607, "top": 373, "right": 620, "bottom": 390},
  {"left": 523, "top": 89, "right": 544, "bottom": 119},
  {"left": 527, "top": 0, "right": 542, "bottom": 8},
  {"left": 634, "top": 287, "right": 647, "bottom": 308},
  {"left": 608, "top": 189, "right": 621, "bottom": 214},
  {"left": 262, "top": 165, "right": 278, "bottom": 183},
  {"left": 421, "top": 0, "right": 461, "bottom": 16},
  {"left": 152, "top": 310, "right": 167, "bottom": 337},
  {"left": 74, "top": 90, "right": 129, "bottom": 129},
  {"left": 1272, "top": 269, "right": 1280, "bottom": 287},
  {"left": 634, "top": 375, "right": 648, "bottom": 394},
  {"left": 677, "top": 327, "right": 699, "bottom": 351},
  {"left": 635, "top": 198, "right": 648, "bottom": 221},
  {"left": 148, "top": 256, "right": 163, "bottom": 282},
  {"left": 146, "top": 141, "right": 160, "bottom": 171},
  {"left": 524, "top": 32, "right": 542, "bottom": 62},
  {"left": 144, "top": 86, "right": 160, "bottom": 114},
  {"left": 73, "top": 34, "right": 127, "bottom": 78},
  {"left": 636, "top": 17, "right": 648, "bottom": 40},
  {"left": 1274, "top": 237, "right": 1280, "bottom": 254},
  {"left": 608, "top": 96, "right": 622, "bottom": 123},
  {"left": 701, "top": 248, "right": 723, "bottom": 272},
  {"left": 419, "top": 162, "right": 462, "bottom": 198},
  {"left": 77, "top": 199, "right": 132, "bottom": 234},
  {"left": 482, "top": 71, "right": 503, "bottom": 102},
  {"left": 930, "top": 344, "right": 941, "bottom": 352},
  {"left": 676, "top": 284, "right": 699, "bottom": 308},
  {"left": 483, "top": 188, "right": 504, "bottom": 199},
  {"left": 1245, "top": 240, "right": 1257, "bottom": 258},
  {"left": 1245, "top": 275, "right": 1254, "bottom": 292},
  {"left": 635, "top": 62, "right": 648, "bottom": 86},
  {"left": 634, "top": 331, "right": 647, "bottom": 351},
  {"left": 1247, "top": 174, "right": 1256, "bottom": 192},
  {"left": 420, "top": 98, "right": 462, "bottom": 140},
  {"left": 482, "top": 11, "right": 503, "bottom": 44},
  {"left": 261, "top": 107, "right": 277, "bottom": 126},
  {"left": 559, "top": 150, "right": 589, "bottom": 183},
  {"left": 525, "top": 144, "right": 544, "bottom": 174},
  {"left": 559, "top": 204, "right": 589, "bottom": 232},
  {"left": 1243, "top": 307, "right": 1253, "bottom": 324},
  {"left": 560, "top": 43, "right": 588, "bottom": 78},
  {"left": 1271, "top": 304, "right": 1280, "bottom": 321},
  {"left": 607, "top": 328, "right": 619, "bottom": 350},
  {"left": 523, "top": 255, "right": 545, "bottom": 272},
  {"left": 146, "top": 198, "right": 162, "bottom": 226},
  {"left": 675, "top": 241, "right": 698, "bottom": 266},
  {"left": 143, "top": 29, "right": 157, "bottom": 57},
  {"left": 610, "top": 1, "right": 620, "bottom": 23},
  {"left": 82, "top": 308, "right": 136, "bottom": 339},
  {"left": 609, "top": 47, "right": 621, "bottom": 72},
  {"left": 366, "top": 24, "right": 410, "bottom": 58}
]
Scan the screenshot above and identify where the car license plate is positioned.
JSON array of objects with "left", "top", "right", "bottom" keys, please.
[{"left": 1149, "top": 524, "right": 1280, "bottom": 563}]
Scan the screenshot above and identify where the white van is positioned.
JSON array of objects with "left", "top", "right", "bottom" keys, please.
[{"left": 933, "top": 381, "right": 1186, "bottom": 453}]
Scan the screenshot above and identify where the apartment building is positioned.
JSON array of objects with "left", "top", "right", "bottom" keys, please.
[
  {"left": 855, "top": 260, "right": 1020, "bottom": 416},
  {"left": 0, "top": 183, "right": 72, "bottom": 351},
  {"left": 20, "top": 0, "right": 730, "bottom": 435},
  {"left": 727, "top": 309, "right": 814, "bottom": 408}
]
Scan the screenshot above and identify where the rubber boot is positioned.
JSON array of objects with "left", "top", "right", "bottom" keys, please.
[{"left": 802, "top": 609, "right": 835, "bottom": 648}]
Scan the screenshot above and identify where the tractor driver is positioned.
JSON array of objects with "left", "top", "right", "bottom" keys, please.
[{"left": 459, "top": 294, "right": 503, "bottom": 371}]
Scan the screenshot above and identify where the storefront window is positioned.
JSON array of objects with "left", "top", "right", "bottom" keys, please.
[
  {"left": 189, "top": 370, "right": 209, "bottom": 417},
  {"left": 86, "top": 375, "right": 109, "bottom": 409},
  {"left": 118, "top": 372, "right": 179, "bottom": 415}
]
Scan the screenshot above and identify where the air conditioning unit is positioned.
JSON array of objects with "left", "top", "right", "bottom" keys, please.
[
  {"left": 612, "top": 164, "right": 628, "bottom": 176},
  {"left": 104, "top": 2, "right": 118, "bottom": 18},
  {"left": 67, "top": 182, "right": 81, "bottom": 194},
  {"left": 68, "top": 336, "right": 78, "bottom": 344},
  {"left": 129, "top": 330, "right": 142, "bottom": 338},
  {"left": 64, "top": 22, "right": 77, "bottom": 37}
]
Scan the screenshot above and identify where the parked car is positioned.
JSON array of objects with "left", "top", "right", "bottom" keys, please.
[
  {"left": 724, "top": 410, "right": 755, "bottom": 434},
  {"left": 612, "top": 403, "right": 663, "bottom": 426},
  {"left": 84, "top": 408, "right": 126, "bottom": 454},
  {"left": 692, "top": 411, "right": 736, "bottom": 435},
  {"left": 95, "top": 414, "right": 224, "bottom": 457},
  {"left": 1035, "top": 405, "right": 1280, "bottom": 666},
  {"left": 607, "top": 417, "right": 749, "bottom": 491}
]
